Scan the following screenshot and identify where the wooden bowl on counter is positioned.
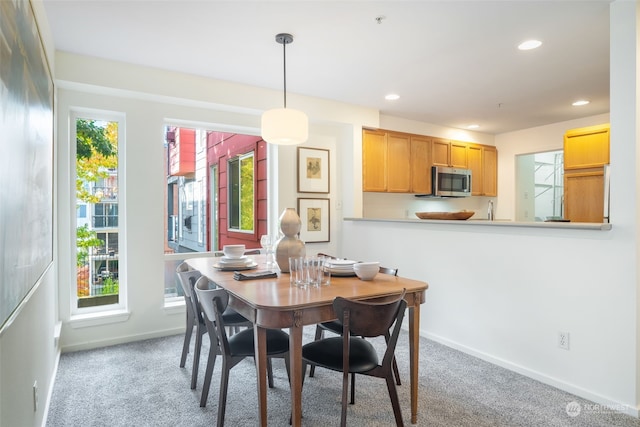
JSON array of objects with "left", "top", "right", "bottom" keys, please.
[{"left": 415, "top": 211, "right": 474, "bottom": 220}]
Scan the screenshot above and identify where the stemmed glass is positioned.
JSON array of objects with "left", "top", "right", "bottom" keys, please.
[{"left": 260, "top": 235, "right": 276, "bottom": 270}]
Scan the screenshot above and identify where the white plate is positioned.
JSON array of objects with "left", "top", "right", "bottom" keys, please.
[
  {"left": 220, "top": 255, "right": 247, "bottom": 262},
  {"left": 327, "top": 259, "right": 356, "bottom": 266},
  {"left": 326, "top": 265, "right": 356, "bottom": 271},
  {"left": 214, "top": 261, "right": 258, "bottom": 271},
  {"left": 218, "top": 257, "right": 251, "bottom": 265}
]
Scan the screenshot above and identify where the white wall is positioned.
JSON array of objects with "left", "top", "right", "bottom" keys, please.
[{"left": 0, "top": 268, "right": 58, "bottom": 427}]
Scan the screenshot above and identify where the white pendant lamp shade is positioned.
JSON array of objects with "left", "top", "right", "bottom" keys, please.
[
  {"left": 261, "top": 107, "right": 308, "bottom": 146},
  {"left": 262, "top": 33, "right": 308, "bottom": 146}
]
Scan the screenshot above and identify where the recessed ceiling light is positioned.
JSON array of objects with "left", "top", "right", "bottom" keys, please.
[
  {"left": 385, "top": 94, "right": 400, "bottom": 101},
  {"left": 518, "top": 39, "right": 542, "bottom": 50},
  {"left": 467, "top": 124, "right": 480, "bottom": 130},
  {"left": 572, "top": 100, "right": 590, "bottom": 106}
]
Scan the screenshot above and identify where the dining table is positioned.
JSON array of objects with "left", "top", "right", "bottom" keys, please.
[{"left": 187, "top": 254, "right": 428, "bottom": 426}]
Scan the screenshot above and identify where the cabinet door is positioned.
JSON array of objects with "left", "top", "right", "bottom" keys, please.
[
  {"left": 467, "top": 144, "right": 483, "bottom": 195},
  {"left": 564, "top": 169, "right": 604, "bottom": 223},
  {"left": 362, "top": 129, "right": 387, "bottom": 192},
  {"left": 450, "top": 141, "right": 468, "bottom": 168},
  {"left": 564, "top": 124, "right": 610, "bottom": 170},
  {"left": 410, "top": 136, "right": 432, "bottom": 193},
  {"left": 482, "top": 146, "right": 498, "bottom": 197},
  {"left": 432, "top": 138, "right": 450, "bottom": 166},
  {"left": 387, "top": 133, "right": 411, "bottom": 192}
]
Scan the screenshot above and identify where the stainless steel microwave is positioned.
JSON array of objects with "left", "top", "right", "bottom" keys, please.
[{"left": 431, "top": 166, "right": 472, "bottom": 197}]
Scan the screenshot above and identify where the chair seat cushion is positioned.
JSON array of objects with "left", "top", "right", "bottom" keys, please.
[
  {"left": 221, "top": 307, "right": 249, "bottom": 325},
  {"left": 228, "top": 328, "right": 289, "bottom": 357},
  {"left": 302, "top": 337, "right": 378, "bottom": 373}
]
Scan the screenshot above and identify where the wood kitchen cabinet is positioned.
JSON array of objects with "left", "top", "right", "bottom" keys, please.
[
  {"left": 432, "top": 138, "right": 467, "bottom": 168},
  {"left": 564, "top": 124, "right": 610, "bottom": 170},
  {"left": 363, "top": 128, "right": 497, "bottom": 195},
  {"left": 362, "top": 129, "right": 411, "bottom": 192},
  {"left": 564, "top": 169, "right": 605, "bottom": 222},
  {"left": 460, "top": 143, "right": 497, "bottom": 196},
  {"left": 410, "top": 135, "right": 432, "bottom": 194},
  {"left": 362, "top": 129, "right": 387, "bottom": 192},
  {"left": 467, "top": 144, "right": 482, "bottom": 195},
  {"left": 386, "top": 132, "right": 411, "bottom": 192},
  {"left": 563, "top": 123, "right": 610, "bottom": 223},
  {"left": 482, "top": 146, "right": 498, "bottom": 196}
]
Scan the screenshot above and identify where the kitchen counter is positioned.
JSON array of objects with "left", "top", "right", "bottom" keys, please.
[{"left": 345, "top": 217, "right": 612, "bottom": 231}]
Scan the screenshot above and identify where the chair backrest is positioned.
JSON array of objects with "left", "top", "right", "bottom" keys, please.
[
  {"left": 194, "top": 276, "right": 232, "bottom": 355},
  {"left": 176, "top": 262, "right": 202, "bottom": 300},
  {"left": 176, "top": 264, "right": 205, "bottom": 324},
  {"left": 379, "top": 266, "right": 398, "bottom": 276},
  {"left": 334, "top": 290, "right": 407, "bottom": 368},
  {"left": 334, "top": 290, "right": 406, "bottom": 339},
  {"left": 317, "top": 252, "right": 338, "bottom": 259}
]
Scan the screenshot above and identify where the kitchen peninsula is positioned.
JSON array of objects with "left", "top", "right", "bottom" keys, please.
[{"left": 346, "top": 216, "right": 612, "bottom": 231}]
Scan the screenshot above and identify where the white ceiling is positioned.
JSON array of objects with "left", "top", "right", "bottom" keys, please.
[{"left": 42, "top": 0, "right": 611, "bottom": 135}]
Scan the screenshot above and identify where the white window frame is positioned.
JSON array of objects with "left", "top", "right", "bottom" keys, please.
[
  {"left": 227, "top": 151, "right": 255, "bottom": 234},
  {"left": 70, "top": 110, "right": 127, "bottom": 317}
]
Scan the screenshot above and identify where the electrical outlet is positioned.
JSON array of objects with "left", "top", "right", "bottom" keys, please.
[
  {"left": 558, "top": 332, "right": 570, "bottom": 350},
  {"left": 33, "top": 381, "right": 38, "bottom": 412}
]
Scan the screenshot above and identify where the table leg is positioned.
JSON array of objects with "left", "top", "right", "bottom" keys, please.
[
  {"left": 254, "top": 326, "right": 268, "bottom": 427},
  {"left": 409, "top": 305, "right": 420, "bottom": 424},
  {"left": 289, "top": 323, "right": 303, "bottom": 427}
]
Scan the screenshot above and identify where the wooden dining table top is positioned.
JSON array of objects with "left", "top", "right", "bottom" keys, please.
[{"left": 187, "top": 255, "right": 428, "bottom": 314}]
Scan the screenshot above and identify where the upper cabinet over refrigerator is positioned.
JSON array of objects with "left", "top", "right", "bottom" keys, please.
[{"left": 563, "top": 124, "right": 610, "bottom": 223}]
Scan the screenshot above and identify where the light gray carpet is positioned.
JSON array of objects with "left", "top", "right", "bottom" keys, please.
[{"left": 47, "top": 328, "right": 640, "bottom": 427}]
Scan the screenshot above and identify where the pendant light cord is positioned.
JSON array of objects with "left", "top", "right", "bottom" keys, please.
[{"left": 282, "top": 40, "right": 287, "bottom": 109}]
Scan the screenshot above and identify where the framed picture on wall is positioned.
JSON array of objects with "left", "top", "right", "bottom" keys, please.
[
  {"left": 298, "top": 198, "right": 330, "bottom": 243},
  {"left": 297, "top": 147, "right": 329, "bottom": 193},
  {"left": 0, "top": 0, "right": 54, "bottom": 330}
]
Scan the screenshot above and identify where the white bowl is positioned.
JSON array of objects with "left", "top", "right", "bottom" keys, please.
[
  {"left": 223, "top": 244, "right": 246, "bottom": 259},
  {"left": 353, "top": 261, "right": 380, "bottom": 281}
]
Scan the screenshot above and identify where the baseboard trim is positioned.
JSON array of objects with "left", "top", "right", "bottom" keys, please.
[
  {"left": 61, "top": 328, "right": 184, "bottom": 353},
  {"left": 422, "top": 330, "right": 639, "bottom": 418}
]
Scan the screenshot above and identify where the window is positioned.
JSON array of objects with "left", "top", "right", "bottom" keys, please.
[
  {"left": 228, "top": 152, "right": 255, "bottom": 232},
  {"left": 74, "top": 116, "right": 122, "bottom": 310},
  {"left": 162, "top": 125, "right": 264, "bottom": 302},
  {"left": 93, "top": 202, "right": 118, "bottom": 227}
]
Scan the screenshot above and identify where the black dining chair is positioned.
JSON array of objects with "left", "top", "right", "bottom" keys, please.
[
  {"left": 194, "top": 276, "right": 291, "bottom": 423},
  {"left": 175, "top": 262, "right": 251, "bottom": 390},
  {"left": 308, "top": 264, "right": 403, "bottom": 401},
  {"left": 301, "top": 290, "right": 408, "bottom": 426},
  {"left": 175, "top": 263, "right": 208, "bottom": 389}
]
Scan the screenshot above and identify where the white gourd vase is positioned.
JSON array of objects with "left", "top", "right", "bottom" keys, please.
[{"left": 274, "top": 208, "right": 306, "bottom": 272}]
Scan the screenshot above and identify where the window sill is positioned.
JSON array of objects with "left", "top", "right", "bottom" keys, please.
[
  {"left": 164, "top": 299, "right": 185, "bottom": 316},
  {"left": 69, "top": 309, "right": 130, "bottom": 329}
]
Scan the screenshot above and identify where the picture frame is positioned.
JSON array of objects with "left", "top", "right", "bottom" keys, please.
[
  {"left": 0, "top": 0, "right": 54, "bottom": 331},
  {"left": 297, "top": 198, "right": 330, "bottom": 243},
  {"left": 297, "top": 147, "right": 329, "bottom": 193}
]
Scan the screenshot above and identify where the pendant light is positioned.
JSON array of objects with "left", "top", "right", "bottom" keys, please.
[{"left": 261, "top": 33, "right": 309, "bottom": 146}]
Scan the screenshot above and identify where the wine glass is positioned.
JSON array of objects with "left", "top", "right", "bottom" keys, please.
[{"left": 260, "top": 235, "right": 275, "bottom": 269}]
